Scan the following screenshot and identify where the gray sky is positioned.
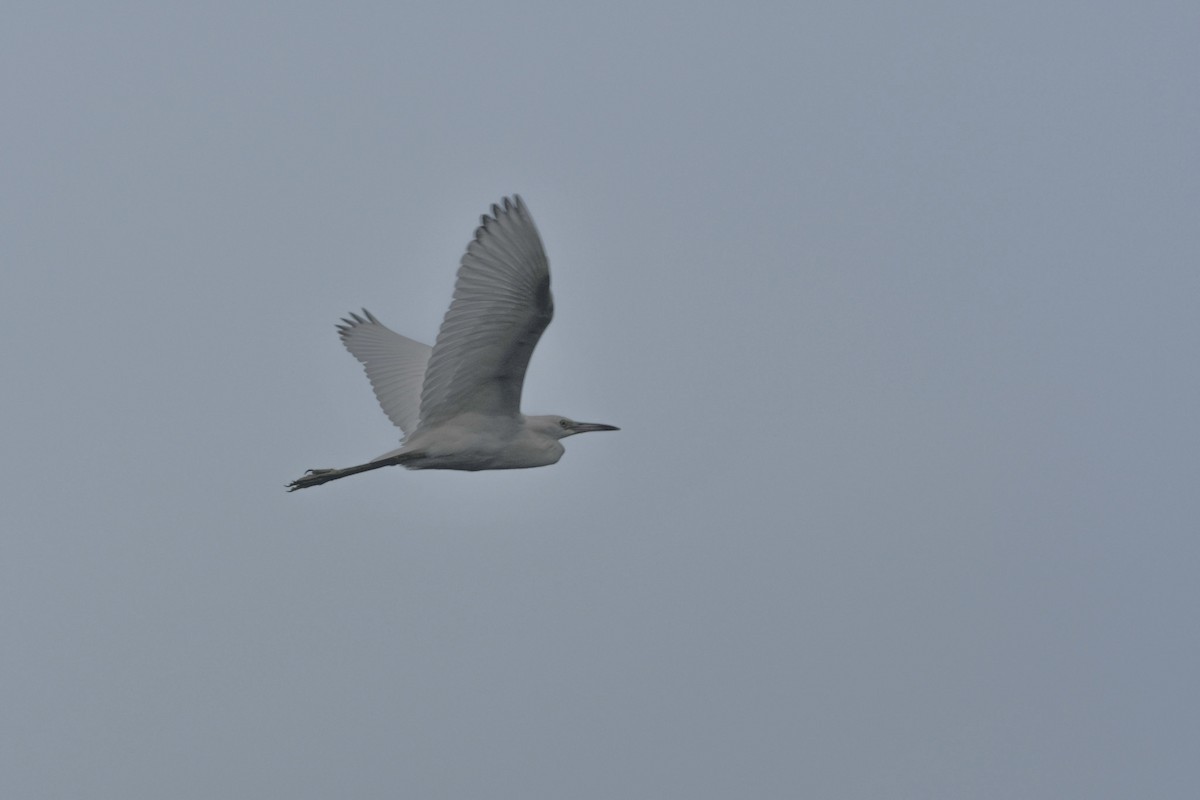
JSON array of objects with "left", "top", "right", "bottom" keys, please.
[{"left": 3, "top": 3, "right": 1197, "bottom": 798}]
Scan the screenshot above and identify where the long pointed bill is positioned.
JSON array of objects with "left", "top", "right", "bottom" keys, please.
[{"left": 570, "top": 421, "right": 620, "bottom": 434}]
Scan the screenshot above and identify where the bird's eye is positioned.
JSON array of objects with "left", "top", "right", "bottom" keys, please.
[{"left": 559, "top": 419, "right": 571, "bottom": 429}]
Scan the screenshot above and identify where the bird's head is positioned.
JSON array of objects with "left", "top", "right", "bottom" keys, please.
[{"left": 531, "top": 415, "right": 620, "bottom": 441}]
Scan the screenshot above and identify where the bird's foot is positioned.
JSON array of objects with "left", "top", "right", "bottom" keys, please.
[{"left": 286, "top": 468, "right": 337, "bottom": 492}]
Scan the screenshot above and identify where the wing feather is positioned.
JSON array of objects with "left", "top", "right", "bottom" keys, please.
[
  {"left": 338, "top": 309, "right": 431, "bottom": 439},
  {"left": 417, "top": 196, "right": 553, "bottom": 428}
]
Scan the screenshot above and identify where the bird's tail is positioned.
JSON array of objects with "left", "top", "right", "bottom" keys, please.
[{"left": 285, "top": 451, "right": 424, "bottom": 492}]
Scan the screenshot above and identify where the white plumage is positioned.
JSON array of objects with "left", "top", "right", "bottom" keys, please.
[{"left": 288, "top": 196, "right": 617, "bottom": 491}]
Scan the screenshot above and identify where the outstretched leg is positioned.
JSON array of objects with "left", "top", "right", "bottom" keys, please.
[{"left": 286, "top": 452, "right": 422, "bottom": 492}]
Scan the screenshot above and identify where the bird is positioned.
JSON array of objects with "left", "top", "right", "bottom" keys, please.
[{"left": 287, "top": 195, "right": 618, "bottom": 491}]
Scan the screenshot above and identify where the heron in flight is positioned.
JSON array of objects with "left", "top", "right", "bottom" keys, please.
[{"left": 287, "top": 195, "right": 618, "bottom": 491}]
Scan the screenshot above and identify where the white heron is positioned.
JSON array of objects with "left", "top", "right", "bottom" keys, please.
[{"left": 287, "top": 195, "right": 618, "bottom": 491}]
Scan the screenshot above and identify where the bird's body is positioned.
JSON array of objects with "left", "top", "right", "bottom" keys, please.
[
  {"left": 399, "top": 413, "right": 566, "bottom": 471},
  {"left": 287, "top": 196, "right": 616, "bottom": 491}
]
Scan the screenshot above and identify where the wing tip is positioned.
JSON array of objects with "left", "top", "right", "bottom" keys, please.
[
  {"left": 474, "top": 194, "right": 530, "bottom": 243},
  {"left": 336, "top": 307, "right": 380, "bottom": 338}
]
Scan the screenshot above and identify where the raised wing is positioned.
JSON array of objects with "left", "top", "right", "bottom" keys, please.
[
  {"left": 417, "top": 196, "right": 553, "bottom": 428},
  {"left": 338, "top": 309, "right": 432, "bottom": 439}
]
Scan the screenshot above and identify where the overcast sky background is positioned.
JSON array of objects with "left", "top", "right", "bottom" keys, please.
[{"left": 3, "top": 3, "right": 1198, "bottom": 798}]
